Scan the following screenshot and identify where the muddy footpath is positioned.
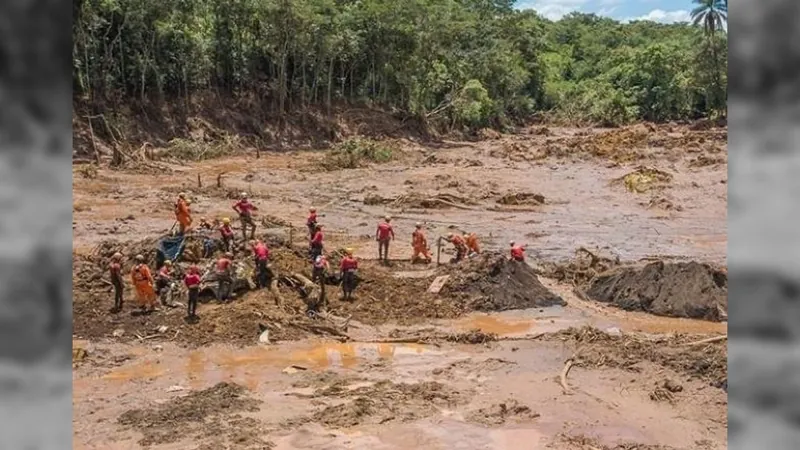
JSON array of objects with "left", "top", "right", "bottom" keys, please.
[{"left": 72, "top": 123, "right": 728, "bottom": 449}]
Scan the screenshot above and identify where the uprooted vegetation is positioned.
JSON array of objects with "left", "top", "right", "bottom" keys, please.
[
  {"left": 548, "top": 326, "right": 727, "bottom": 390},
  {"left": 117, "top": 382, "right": 270, "bottom": 448},
  {"left": 319, "top": 137, "right": 397, "bottom": 170}
]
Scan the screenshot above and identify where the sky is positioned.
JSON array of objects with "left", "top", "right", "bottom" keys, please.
[{"left": 515, "top": 0, "right": 696, "bottom": 23}]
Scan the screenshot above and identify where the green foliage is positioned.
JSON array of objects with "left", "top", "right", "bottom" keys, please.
[
  {"left": 74, "top": 1, "right": 727, "bottom": 127},
  {"left": 161, "top": 135, "right": 243, "bottom": 161},
  {"left": 321, "top": 137, "right": 395, "bottom": 170}
]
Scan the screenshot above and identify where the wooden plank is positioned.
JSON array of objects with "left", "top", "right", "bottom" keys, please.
[{"left": 427, "top": 275, "right": 450, "bottom": 294}]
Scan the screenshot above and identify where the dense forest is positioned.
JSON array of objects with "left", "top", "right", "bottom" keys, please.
[{"left": 72, "top": 0, "right": 727, "bottom": 129}]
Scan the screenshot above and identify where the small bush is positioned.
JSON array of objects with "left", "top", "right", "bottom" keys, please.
[
  {"left": 321, "top": 137, "right": 395, "bottom": 170},
  {"left": 160, "top": 134, "right": 243, "bottom": 161}
]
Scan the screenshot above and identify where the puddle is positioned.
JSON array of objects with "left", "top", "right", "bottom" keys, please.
[{"left": 456, "top": 315, "right": 535, "bottom": 336}]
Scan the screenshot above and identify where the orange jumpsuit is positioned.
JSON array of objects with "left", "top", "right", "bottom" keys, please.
[
  {"left": 465, "top": 233, "right": 480, "bottom": 254},
  {"left": 412, "top": 229, "right": 432, "bottom": 262},
  {"left": 450, "top": 235, "right": 467, "bottom": 260},
  {"left": 131, "top": 264, "right": 156, "bottom": 308},
  {"left": 175, "top": 198, "right": 193, "bottom": 233}
]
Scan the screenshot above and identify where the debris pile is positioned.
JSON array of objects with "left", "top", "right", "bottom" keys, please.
[
  {"left": 496, "top": 191, "right": 546, "bottom": 206},
  {"left": 442, "top": 252, "right": 566, "bottom": 311},
  {"left": 612, "top": 166, "right": 673, "bottom": 193},
  {"left": 537, "top": 247, "right": 621, "bottom": 287},
  {"left": 585, "top": 261, "right": 728, "bottom": 321}
]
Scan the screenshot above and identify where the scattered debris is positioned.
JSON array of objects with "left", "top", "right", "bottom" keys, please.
[{"left": 467, "top": 399, "right": 540, "bottom": 426}]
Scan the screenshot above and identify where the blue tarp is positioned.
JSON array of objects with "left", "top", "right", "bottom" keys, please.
[{"left": 156, "top": 234, "right": 187, "bottom": 264}]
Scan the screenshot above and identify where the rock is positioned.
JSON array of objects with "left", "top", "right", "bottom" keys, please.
[
  {"left": 157, "top": 326, "right": 169, "bottom": 334},
  {"left": 258, "top": 329, "right": 270, "bottom": 344},
  {"left": 112, "top": 329, "right": 125, "bottom": 337}
]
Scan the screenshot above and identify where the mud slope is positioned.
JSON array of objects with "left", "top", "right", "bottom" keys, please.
[
  {"left": 444, "top": 253, "right": 566, "bottom": 311},
  {"left": 585, "top": 261, "right": 727, "bottom": 321}
]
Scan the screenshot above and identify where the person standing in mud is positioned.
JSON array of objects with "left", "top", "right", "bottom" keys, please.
[
  {"left": 464, "top": 231, "right": 481, "bottom": 257},
  {"left": 310, "top": 224, "right": 324, "bottom": 260},
  {"left": 509, "top": 241, "right": 526, "bottom": 262},
  {"left": 445, "top": 233, "right": 468, "bottom": 262},
  {"left": 250, "top": 239, "right": 271, "bottom": 289},
  {"left": 312, "top": 254, "right": 330, "bottom": 284},
  {"left": 109, "top": 252, "right": 125, "bottom": 312},
  {"left": 411, "top": 223, "right": 432, "bottom": 264},
  {"left": 233, "top": 192, "right": 258, "bottom": 241},
  {"left": 155, "top": 260, "right": 176, "bottom": 307},
  {"left": 219, "top": 217, "right": 235, "bottom": 253},
  {"left": 131, "top": 255, "right": 157, "bottom": 313},
  {"left": 376, "top": 215, "right": 395, "bottom": 265},
  {"left": 339, "top": 248, "right": 359, "bottom": 300},
  {"left": 175, "top": 192, "right": 193, "bottom": 235},
  {"left": 306, "top": 207, "right": 318, "bottom": 240},
  {"left": 216, "top": 252, "right": 235, "bottom": 303},
  {"left": 184, "top": 265, "right": 202, "bottom": 320}
]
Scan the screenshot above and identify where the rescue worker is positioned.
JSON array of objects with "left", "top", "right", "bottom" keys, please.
[
  {"left": 306, "top": 207, "right": 318, "bottom": 240},
  {"left": 411, "top": 223, "right": 432, "bottom": 264},
  {"left": 250, "top": 239, "right": 271, "bottom": 289},
  {"left": 310, "top": 224, "right": 324, "bottom": 260},
  {"left": 376, "top": 215, "right": 395, "bottom": 265},
  {"left": 510, "top": 241, "right": 526, "bottom": 262},
  {"left": 445, "top": 233, "right": 468, "bottom": 262},
  {"left": 233, "top": 192, "right": 258, "bottom": 241},
  {"left": 175, "top": 192, "right": 193, "bottom": 235},
  {"left": 109, "top": 252, "right": 124, "bottom": 312},
  {"left": 312, "top": 254, "right": 330, "bottom": 284},
  {"left": 198, "top": 217, "right": 213, "bottom": 231},
  {"left": 184, "top": 265, "right": 202, "bottom": 319},
  {"left": 215, "top": 252, "right": 234, "bottom": 303},
  {"left": 220, "top": 217, "right": 235, "bottom": 252},
  {"left": 131, "top": 255, "right": 156, "bottom": 313},
  {"left": 464, "top": 231, "right": 481, "bottom": 257},
  {"left": 339, "top": 248, "right": 359, "bottom": 301},
  {"left": 155, "top": 260, "right": 176, "bottom": 307}
]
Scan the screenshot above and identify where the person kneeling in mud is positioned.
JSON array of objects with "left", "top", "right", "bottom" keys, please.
[
  {"left": 445, "top": 233, "right": 468, "bottom": 263},
  {"left": 215, "top": 252, "right": 235, "bottom": 303},
  {"left": 155, "top": 260, "right": 177, "bottom": 307},
  {"left": 184, "top": 265, "right": 202, "bottom": 320},
  {"left": 339, "top": 248, "right": 359, "bottom": 301}
]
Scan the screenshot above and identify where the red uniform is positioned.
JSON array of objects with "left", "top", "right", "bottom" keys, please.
[
  {"left": 158, "top": 265, "right": 172, "bottom": 278},
  {"left": 311, "top": 230, "right": 324, "bottom": 245},
  {"left": 234, "top": 199, "right": 255, "bottom": 215},
  {"left": 451, "top": 235, "right": 466, "bottom": 247},
  {"left": 376, "top": 222, "right": 394, "bottom": 241},
  {"left": 220, "top": 225, "right": 234, "bottom": 237},
  {"left": 340, "top": 256, "right": 358, "bottom": 271},
  {"left": 184, "top": 273, "right": 201, "bottom": 288},
  {"left": 307, "top": 213, "right": 317, "bottom": 227},
  {"left": 253, "top": 242, "right": 270, "bottom": 260},
  {"left": 109, "top": 262, "right": 122, "bottom": 280},
  {"left": 510, "top": 246, "right": 525, "bottom": 261},
  {"left": 216, "top": 258, "right": 232, "bottom": 273}
]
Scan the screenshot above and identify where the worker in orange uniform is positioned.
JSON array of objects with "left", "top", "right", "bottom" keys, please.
[
  {"left": 411, "top": 223, "right": 432, "bottom": 264},
  {"left": 109, "top": 252, "right": 125, "bottom": 312},
  {"left": 445, "top": 233, "right": 468, "bottom": 262},
  {"left": 310, "top": 224, "right": 324, "bottom": 260},
  {"left": 376, "top": 215, "right": 395, "bottom": 265},
  {"left": 175, "top": 192, "right": 193, "bottom": 235},
  {"left": 219, "top": 217, "right": 235, "bottom": 252},
  {"left": 509, "top": 241, "right": 526, "bottom": 262},
  {"left": 306, "top": 207, "right": 318, "bottom": 240},
  {"left": 131, "top": 254, "right": 156, "bottom": 313},
  {"left": 464, "top": 231, "right": 481, "bottom": 257},
  {"left": 233, "top": 192, "right": 258, "bottom": 241},
  {"left": 184, "top": 265, "right": 202, "bottom": 320},
  {"left": 339, "top": 248, "right": 359, "bottom": 300},
  {"left": 215, "top": 252, "right": 234, "bottom": 302}
]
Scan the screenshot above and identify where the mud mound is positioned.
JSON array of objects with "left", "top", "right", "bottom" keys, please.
[
  {"left": 467, "top": 399, "right": 540, "bottom": 426},
  {"left": 496, "top": 191, "right": 545, "bottom": 206},
  {"left": 549, "top": 326, "right": 727, "bottom": 389},
  {"left": 585, "top": 261, "right": 727, "bottom": 321},
  {"left": 117, "top": 382, "right": 268, "bottom": 447},
  {"left": 443, "top": 253, "right": 566, "bottom": 311},
  {"left": 612, "top": 166, "right": 673, "bottom": 193},
  {"left": 384, "top": 328, "right": 498, "bottom": 345},
  {"left": 537, "top": 247, "right": 621, "bottom": 287},
  {"left": 558, "top": 434, "right": 679, "bottom": 450},
  {"left": 434, "top": 357, "right": 517, "bottom": 378},
  {"left": 305, "top": 380, "right": 469, "bottom": 427},
  {"left": 364, "top": 192, "right": 476, "bottom": 210}
]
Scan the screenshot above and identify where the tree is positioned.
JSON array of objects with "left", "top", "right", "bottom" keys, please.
[{"left": 691, "top": 0, "right": 727, "bottom": 37}]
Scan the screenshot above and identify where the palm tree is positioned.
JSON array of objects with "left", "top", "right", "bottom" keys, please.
[{"left": 690, "top": 0, "right": 727, "bottom": 36}]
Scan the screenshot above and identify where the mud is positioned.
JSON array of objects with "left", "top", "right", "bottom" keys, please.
[
  {"left": 466, "top": 399, "right": 540, "bottom": 426},
  {"left": 585, "top": 261, "right": 728, "bottom": 321},
  {"left": 117, "top": 382, "right": 268, "bottom": 447},
  {"left": 443, "top": 252, "right": 566, "bottom": 311}
]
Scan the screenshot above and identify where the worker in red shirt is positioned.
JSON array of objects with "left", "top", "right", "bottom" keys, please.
[
  {"left": 509, "top": 241, "right": 527, "bottom": 262},
  {"left": 109, "top": 252, "right": 124, "bottom": 312},
  {"left": 339, "top": 248, "right": 359, "bottom": 300},
  {"left": 219, "top": 217, "right": 235, "bottom": 252},
  {"left": 310, "top": 224, "right": 324, "bottom": 260},
  {"left": 155, "top": 260, "right": 176, "bottom": 307},
  {"left": 312, "top": 254, "right": 330, "bottom": 284},
  {"left": 306, "top": 207, "right": 318, "bottom": 240},
  {"left": 233, "top": 192, "right": 258, "bottom": 241},
  {"left": 376, "top": 215, "right": 395, "bottom": 265},
  {"left": 184, "top": 265, "right": 202, "bottom": 320},
  {"left": 215, "top": 252, "right": 234, "bottom": 302},
  {"left": 445, "top": 233, "right": 468, "bottom": 262},
  {"left": 250, "top": 239, "right": 271, "bottom": 288}
]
